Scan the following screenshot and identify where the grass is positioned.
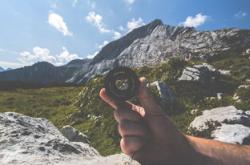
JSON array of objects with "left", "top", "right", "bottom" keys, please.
[
  {"left": 0, "top": 56, "right": 249, "bottom": 156},
  {"left": 0, "top": 86, "right": 82, "bottom": 128}
]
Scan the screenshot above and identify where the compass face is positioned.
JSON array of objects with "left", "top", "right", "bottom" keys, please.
[{"left": 104, "top": 67, "right": 139, "bottom": 101}]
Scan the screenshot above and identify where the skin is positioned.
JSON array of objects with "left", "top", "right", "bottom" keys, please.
[{"left": 99, "top": 77, "right": 250, "bottom": 165}]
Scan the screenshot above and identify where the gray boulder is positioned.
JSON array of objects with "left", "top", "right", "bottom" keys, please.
[
  {"left": 0, "top": 112, "right": 139, "bottom": 165},
  {"left": 150, "top": 81, "right": 175, "bottom": 103},
  {"left": 178, "top": 63, "right": 219, "bottom": 82},
  {"left": 212, "top": 124, "right": 250, "bottom": 144},
  {"left": 61, "top": 125, "right": 90, "bottom": 144},
  {"left": 189, "top": 106, "right": 250, "bottom": 144}
]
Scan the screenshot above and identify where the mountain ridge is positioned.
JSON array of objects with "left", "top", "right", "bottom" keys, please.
[{"left": 0, "top": 19, "right": 250, "bottom": 86}]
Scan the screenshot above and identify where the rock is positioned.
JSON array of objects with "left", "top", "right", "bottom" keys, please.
[
  {"left": 217, "top": 93, "right": 223, "bottom": 100},
  {"left": 238, "top": 85, "right": 250, "bottom": 89},
  {"left": 189, "top": 106, "right": 250, "bottom": 144},
  {"left": 190, "top": 109, "right": 199, "bottom": 115},
  {"left": 178, "top": 66, "right": 200, "bottom": 81},
  {"left": 190, "top": 106, "right": 250, "bottom": 130},
  {"left": 178, "top": 63, "right": 219, "bottom": 82},
  {"left": 218, "top": 69, "right": 231, "bottom": 76},
  {"left": 61, "top": 125, "right": 90, "bottom": 144},
  {"left": 233, "top": 93, "right": 241, "bottom": 103},
  {"left": 243, "top": 48, "right": 250, "bottom": 55},
  {"left": 150, "top": 81, "right": 175, "bottom": 103},
  {"left": 212, "top": 124, "right": 250, "bottom": 144},
  {"left": 0, "top": 112, "right": 139, "bottom": 165}
]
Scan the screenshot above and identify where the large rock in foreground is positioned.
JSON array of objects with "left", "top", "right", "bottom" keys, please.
[
  {"left": 189, "top": 106, "right": 250, "bottom": 144},
  {"left": 0, "top": 112, "right": 139, "bottom": 165}
]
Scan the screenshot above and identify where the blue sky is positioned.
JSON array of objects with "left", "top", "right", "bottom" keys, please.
[{"left": 0, "top": 0, "right": 249, "bottom": 68}]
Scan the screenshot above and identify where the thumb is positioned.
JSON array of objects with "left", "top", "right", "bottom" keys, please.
[
  {"left": 137, "top": 77, "right": 177, "bottom": 140},
  {"left": 137, "top": 77, "right": 164, "bottom": 116}
]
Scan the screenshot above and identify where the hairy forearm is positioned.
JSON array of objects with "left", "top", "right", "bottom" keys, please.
[{"left": 186, "top": 135, "right": 250, "bottom": 165}]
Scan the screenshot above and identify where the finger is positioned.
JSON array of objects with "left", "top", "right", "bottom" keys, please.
[
  {"left": 137, "top": 77, "right": 164, "bottom": 115},
  {"left": 114, "top": 107, "right": 142, "bottom": 123},
  {"left": 137, "top": 77, "right": 177, "bottom": 140},
  {"left": 99, "top": 88, "right": 117, "bottom": 109},
  {"left": 120, "top": 136, "right": 145, "bottom": 156},
  {"left": 100, "top": 88, "right": 145, "bottom": 117},
  {"left": 118, "top": 120, "right": 148, "bottom": 137}
]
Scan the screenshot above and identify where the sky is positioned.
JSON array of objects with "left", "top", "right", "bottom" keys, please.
[{"left": 0, "top": 0, "right": 249, "bottom": 69}]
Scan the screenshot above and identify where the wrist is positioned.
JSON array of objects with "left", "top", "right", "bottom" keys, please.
[{"left": 185, "top": 135, "right": 220, "bottom": 165}]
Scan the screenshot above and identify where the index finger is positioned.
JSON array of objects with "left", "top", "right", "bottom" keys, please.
[
  {"left": 99, "top": 88, "right": 118, "bottom": 109},
  {"left": 99, "top": 88, "right": 145, "bottom": 116}
]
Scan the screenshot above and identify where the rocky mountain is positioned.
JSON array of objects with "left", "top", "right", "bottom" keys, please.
[
  {"left": 0, "top": 59, "right": 91, "bottom": 88},
  {"left": 72, "top": 19, "right": 250, "bottom": 83},
  {"left": 0, "top": 66, "right": 5, "bottom": 72},
  {"left": 0, "top": 19, "right": 250, "bottom": 86},
  {"left": 0, "top": 112, "right": 139, "bottom": 165}
]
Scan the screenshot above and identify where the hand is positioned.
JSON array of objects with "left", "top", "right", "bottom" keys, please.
[{"left": 99, "top": 77, "right": 202, "bottom": 165}]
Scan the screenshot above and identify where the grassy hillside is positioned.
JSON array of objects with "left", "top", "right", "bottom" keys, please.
[
  {"left": 0, "top": 55, "right": 249, "bottom": 156},
  {"left": 0, "top": 87, "right": 82, "bottom": 128}
]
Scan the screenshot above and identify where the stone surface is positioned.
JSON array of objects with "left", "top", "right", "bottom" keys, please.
[
  {"left": 0, "top": 112, "right": 139, "bottom": 165},
  {"left": 61, "top": 125, "right": 90, "bottom": 144},
  {"left": 178, "top": 63, "right": 219, "bottom": 82},
  {"left": 190, "top": 106, "right": 250, "bottom": 144},
  {"left": 150, "top": 81, "right": 175, "bottom": 103},
  {"left": 212, "top": 124, "right": 250, "bottom": 144}
]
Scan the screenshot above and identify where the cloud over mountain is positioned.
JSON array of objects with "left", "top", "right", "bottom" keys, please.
[
  {"left": 182, "top": 13, "right": 208, "bottom": 28},
  {"left": 48, "top": 12, "right": 73, "bottom": 36},
  {"left": 19, "top": 47, "right": 80, "bottom": 65}
]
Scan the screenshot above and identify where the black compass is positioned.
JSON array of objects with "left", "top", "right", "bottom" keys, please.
[{"left": 104, "top": 67, "right": 139, "bottom": 101}]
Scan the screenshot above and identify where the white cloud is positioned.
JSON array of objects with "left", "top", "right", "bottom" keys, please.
[
  {"left": 48, "top": 12, "right": 73, "bottom": 36},
  {"left": 113, "top": 31, "right": 122, "bottom": 39},
  {"left": 85, "top": 11, "right": 123, "bottom": 40},
  {"left": 57, "top": 47, "right": 79, "bottom": 65},
  {"left": 182, "top": 13, "right": 208, "bottom": 28},
  {"left": 127, "top": 17, "right": 145, "bottom": 31},
  {"left": 18, "top": 47, "right": 80, "bottom": 66},
  {"left": 86, "top": 11, "right": 110, "bottom": 33},
  {"left": 19, "top": 47, "right": 56, "bottom": 64},
  {"left": 234, "top": 11, "right": 247, "bottom": 18},
  {"left": 87, "top": 51, "right": 99, "bottom": 59},
  {"left": 118, "top": 26, "right": 125, "bottom": 31},
  {"left": 87, "top": 40, "right": 110, "bottom": 59},
  {"left": 124, "top": 0, "right": 135, "bottom": 5},
  {"left": 98, "top": 41, "right": 109, "bottom": 49}
]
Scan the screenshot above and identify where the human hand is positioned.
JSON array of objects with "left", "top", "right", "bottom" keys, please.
[{"left": 100, "top": 77, "right": 201, "bottom": 165}]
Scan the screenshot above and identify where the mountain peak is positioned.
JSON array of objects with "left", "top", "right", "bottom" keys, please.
[
  {"left": 0, "top": 67, "right": 4, "bottom": 72},
  {"left": 32, "top": 61, "right": 55, "bottom": 68},
  {"left": 147, "top": 19, "right": 163, "bottom": 27}
]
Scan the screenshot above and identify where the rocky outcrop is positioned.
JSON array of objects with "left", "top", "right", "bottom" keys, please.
[
  {"left": 212, "top": 124, "right": 250, "bottom": 144},
  {"left": 74, "top": 24, "right": 250, "bottom": 83},
  {"left": 0, "top": 112, "right": 139, "bottom": 165},
  {"left": 189, "top": 106, "right": 250, "bottom": 144},
  {"left": 61, "top": 125, "right": 90, "bottom": 144},
  {"left": 150, "top": 81, "right": 175, "bottom": 103},
  {"left": 178, "top": 63, "right": 219, "bottom": 82}
]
